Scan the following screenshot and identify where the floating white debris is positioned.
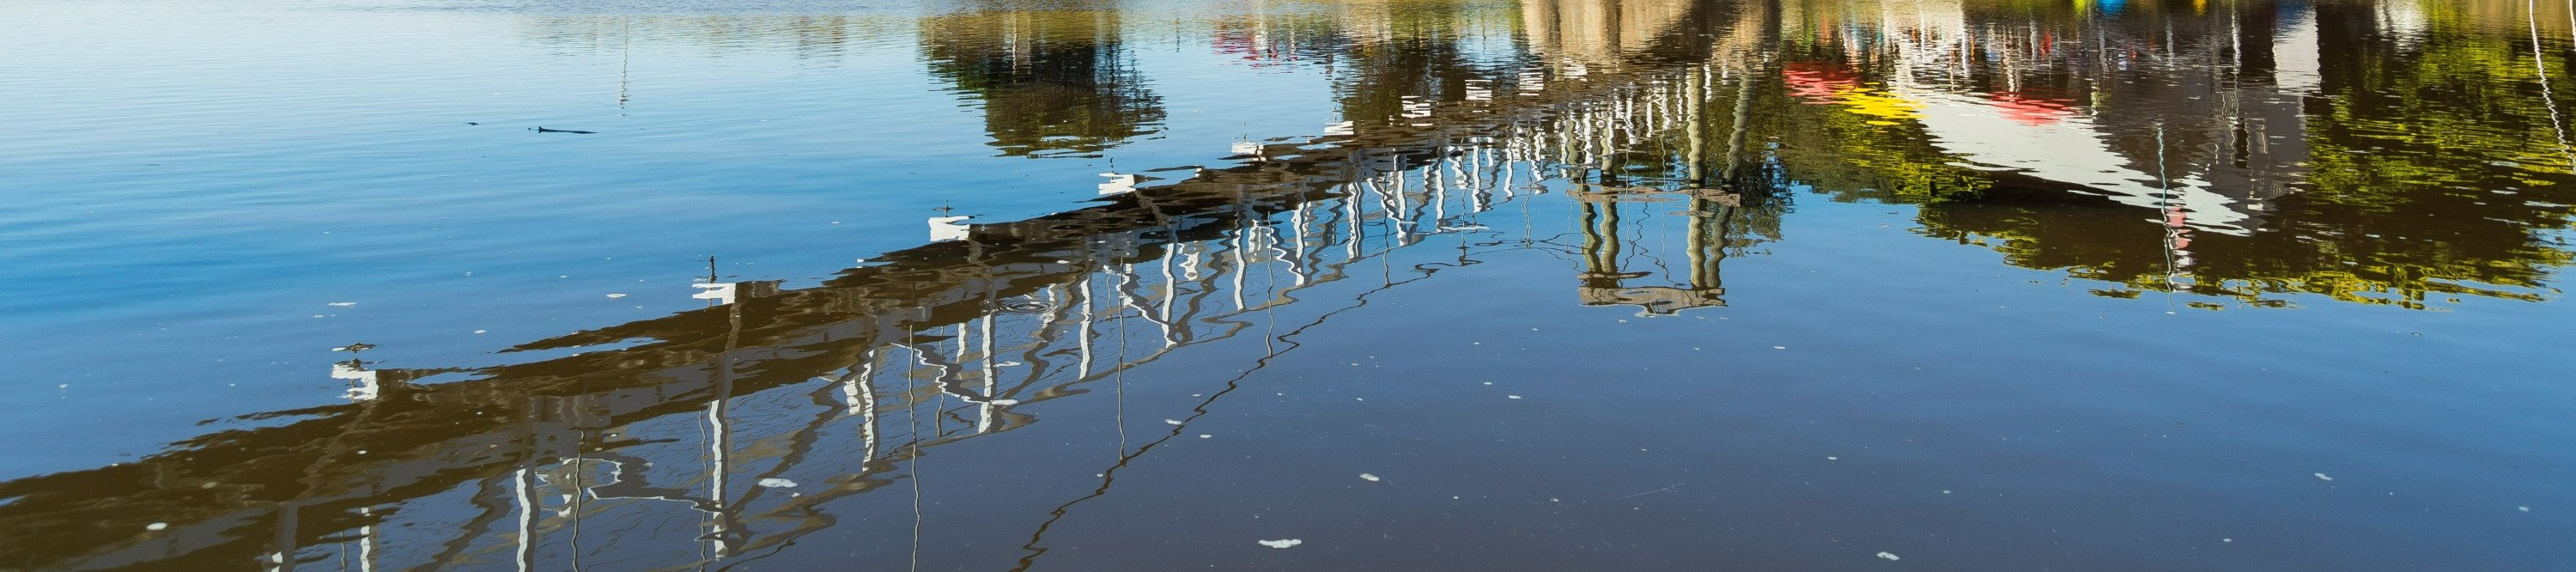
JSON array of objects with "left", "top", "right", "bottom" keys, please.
[
  {"left": 1876, "top": 551, "right": 1900, "bottom": 561},
  {"left": 1359, "top": 473, "right": 1381, "bottom": 482},
  {"left": 2314, "top": 473, "right": 2333, "bottom": 481},
  {"left": 1506, "top": 395, "right": 1522, "bottom": 399},
  {"left": 1199, "top": 435, "right": 1212, "bottom": 439},
  {"left": 2519, "top": 506, "right": 2531, "bottom": 512},
  {"left": 989, "top": 399, "right": 1020, "bottom": 405},
  {"left": 1826, "top": 457, "right": 1839, "bottom": 460},
  {"left": 2222, "top": 538, "right": 2233, "bottom": 543},
  {"left": 1257, "top": 539, "right": 1303, "bottom": 549},
  {"left": 1164, "top": 419, "right": 1183, "bottom": 425},
  {"left": 145, "top": 522, "right": 168, "bottom": 532},
  {"left": 759, "top": 478, "right": 798, "bottom": 488},
  {"left": 1773, "top": 346, "right": 1787, "bottom": 350},
  {"left": 605, "top": 293, "right": 628, "bottom": 299},
  {"left": 327, "top": 302, "right": 356, "bottom": 307},
  {"left": 474, "top": 330, "right": 487, "bottom": 334}
]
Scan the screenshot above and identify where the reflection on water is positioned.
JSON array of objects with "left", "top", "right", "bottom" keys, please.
[
  {"left": 1781, "top": 0, "right": 2576, "bottom": 307},
  {"left": 925, "top": 3, "right": 1167, "bottom": 157},
  {"left": 6, "top": 0, "right": 2576, "bottom": 569}
]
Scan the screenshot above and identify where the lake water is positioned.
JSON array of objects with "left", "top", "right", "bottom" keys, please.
[{"left": 3, "top": 0, "right": 2573, "bottom": 569}]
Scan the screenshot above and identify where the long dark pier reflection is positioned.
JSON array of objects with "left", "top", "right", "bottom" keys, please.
[{"left": 0, "top": 1, "right": 1785, "bottom": 568}]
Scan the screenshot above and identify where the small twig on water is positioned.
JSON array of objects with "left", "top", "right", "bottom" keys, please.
[{"left": 1614, "top": 483, "right": 1686, "bottom": 501}]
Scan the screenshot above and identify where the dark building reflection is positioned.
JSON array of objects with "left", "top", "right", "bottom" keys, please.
[{"left": 922, "top": 2, "right": 1167, "bottom": 157}]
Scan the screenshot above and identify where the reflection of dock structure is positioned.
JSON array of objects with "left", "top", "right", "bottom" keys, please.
[
  {"left": 1558, "top": 72, "right": 1759, "bottom": 314},
  {"left": 0, "top": 6, "right": 1786, "bottom": 566},
  {"left": 1575, "top": 192, "right": 1738, "bottom": 314}
]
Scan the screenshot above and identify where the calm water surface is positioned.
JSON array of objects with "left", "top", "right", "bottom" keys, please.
[{"left": 4, "top": 0, "right": 2573, "bottom": 569}]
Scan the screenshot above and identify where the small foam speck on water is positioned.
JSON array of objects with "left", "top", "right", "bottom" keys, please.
[
  {"left": 1199, "top": 435, "right": 1212, "bottom": 439},
  {"left": 1506, "top": 395, "right": 1522, "bottom": 399},
  {"left": 1876, "top": 551, "right": 1899, "bottom": 561},
  {"left": 2315, "top": 473, "right": 2333, "bottom": 481},
  {"left": 1164, "top": 419, "right": 1183, "bottom": 425},
  {"left": 327, "top": 302, "right": 355, "bottom": 307},
  {"left": 1826, "top": 457, "right": 1838, "bottom": 460},
  {"left": 1774, "top": 346, "right": 1788, "bottom": 350},
  {"left": 2519, "top": 506, "right": 2531, "bottom": 512},
  {"left": 145, "top": 523, "right": 167, "bottom": 532},
  {"left": 2222, "top": 539, "right": 2233, "bottom": 543},
  {"left": 1359, "top": 473, "right": 1381, "bottom": 482},
  {"left": 606, "top": 293, "right": 628, "bottom": 299},
  {"left": 758, "top": 478, "right": 797, "bottom": 488},
  {"left": 1257, "top": 539, "right": 1302, "bottom": 549}
]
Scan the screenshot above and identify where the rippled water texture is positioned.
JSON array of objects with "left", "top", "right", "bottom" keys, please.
[{"left": 4, "top": 0, "right": 2573, "bottom": 569}]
